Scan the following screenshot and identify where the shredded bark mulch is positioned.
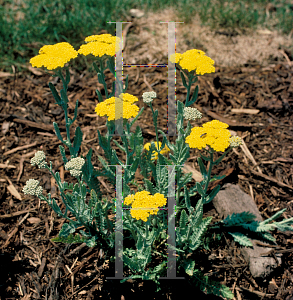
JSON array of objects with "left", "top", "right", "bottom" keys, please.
[{"left": 0, "top": 60, "right": 293, "bottom": 300}]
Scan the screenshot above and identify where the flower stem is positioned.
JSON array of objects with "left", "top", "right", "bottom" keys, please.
[
  {"left": 56, "top": 69, "right": 72, "bottom": 151},
  {"left": 203, "top": 149, "right": 214, "bottom": 196},
  {"left": 97, "top": 57, "right": 109, "bottom": 99},
  {"left": 149, "top": 102, "right": 160, "bottom": 153}
]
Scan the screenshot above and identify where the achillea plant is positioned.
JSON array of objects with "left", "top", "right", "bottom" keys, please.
[{"left": 23, "top": 33, "right": 293, "bottom": 298}]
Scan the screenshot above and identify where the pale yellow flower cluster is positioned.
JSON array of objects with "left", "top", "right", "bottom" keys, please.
[
  {"left": 170, "top": 49, "right": 215, "bottom": 75},
  {"left": 143, "top": 141, "right": 170, "bottom": 160},
  {"left": 124, "top": 190, "right": 167, "bottom": 222},
  {"left": 78, "top": 34, "right": 121, "bottom": 57},
  {"left": 185, "top": 120, "right": 231, "bottom": 152},
  {"left": 229, "top": 136, "right": 243, "bottom": 148},
  {"left": 95, "top": 93, "right": 139, "bottom": 121},
  {"left": 30, "top": 42, "right": 78, "bottom": 70}
]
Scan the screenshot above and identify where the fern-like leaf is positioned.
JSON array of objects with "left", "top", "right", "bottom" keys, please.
[
  {"left": 189, "top": 216, "right": 213, "bottom": 251},
  {"left": 222, "top": 211, "right": 256, "bottom": 226},
  {"left": 179, "top": 209, "right": 189, "bottom": 237},
  {"left": 256, "top": 232, "right": 276, "bottom": 243},
  {"left": 50, "top": 233, "right": 88, "bottom": 244},
  {"left": 228, "top": 232, "right": 253, "bottom": 247},
  {"left": 190, "top": 269, "right": 234, "bottom": 299}
]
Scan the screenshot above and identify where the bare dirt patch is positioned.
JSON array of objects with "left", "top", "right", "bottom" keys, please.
[{"left": 124, "top": 7, "right": 293, "bottom": 67}]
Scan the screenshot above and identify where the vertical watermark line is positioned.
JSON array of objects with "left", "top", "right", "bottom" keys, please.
[
  {"left": 160, "top": 164, "right": 185, "bottom": 280},
  {"left": 115, "top": 22, "right": 123, "bottom": 136},
  {"left": 167, "top": 22, "right": 176, "bottom": 137},
  {"left": 166, "top": 164, "right": 176, "bottom": 278},
  {"left": 107, "top": 21, "right": 131, "bottom": 137},
  {"left": 106, "top": 165, "right": 124, "bottom": 279},
  {"left": 105, "top": 20, "right": 186, "bottom": 281},
  {"left": 159, "top": 21, "right": 183, "bottom": 138}
]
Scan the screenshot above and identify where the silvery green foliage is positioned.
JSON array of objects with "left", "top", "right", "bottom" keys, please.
[
  {"left": 181, "top": 261, "right": 235, "bottom": 299},
  {"left": 227, "top": 232, "right": 253, "bottom": 247},
  {"left": 23, "top": 59, "right": 293, "bottom": 300},
  {"left": 168, "top": 188, "right": 213, "bottom": 253},
  {"left": 220, "top": 209, "right": 293, "bottom": 246},
  {"left": 50, "top": 189, "right": 115, "bottom": 249}
]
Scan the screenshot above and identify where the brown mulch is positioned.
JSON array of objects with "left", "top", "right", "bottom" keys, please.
[{"left": 0, "top": 59, "right": 293, "bottom": 300}]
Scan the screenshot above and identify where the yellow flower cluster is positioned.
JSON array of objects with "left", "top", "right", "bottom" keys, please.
[
  {"left": 170, "top": 49, "right": 215, "bottom": 75},
  {"left": 78, "top": 34, "right": 121, "bottom": 57},
  {"left": 143, "top": 141, "right": 171, "bottom": 160},
  {"left": 29, "top": 42, "right": 78, "bottom": 70},
  {"left": 95, "top": 93, "right": 139, "bottom": 121},
  {"left": 124, "top": 190, "right": 167, "bottom": 222},
  {"left": 29, "top": 34, "right": 120, "bottom": 70},
  {"left": 185, "top": 120, "right": 231, "bottom": 152}
]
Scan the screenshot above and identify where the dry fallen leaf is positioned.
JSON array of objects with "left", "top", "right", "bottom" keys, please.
[
  {"left": 27, "top": 217, "right": 41, "bottom": 224},
  {"left": 7, "top": 184, "right": 22, "bottom": 200}
]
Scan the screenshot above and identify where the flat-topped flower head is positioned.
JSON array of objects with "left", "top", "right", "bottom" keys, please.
[
  {"left": 95, "top": 93, "right": 139, "bottom": 121},
  {"left": 229, "top": 136, "right": 243, "bottom": 148},
  {"left": 169, "top": 53, "right": 183, "bottom": 64},
  {"left": 124, "top": 190, "right": 167, "bottom": 222},
  {"left": 22, "top": 179, "right": 43, "bottom": 197},
  {"left": 142, "top": 91, "right": 157, "bottom": 103},
  {"left": 30, "top": 42, "right": 78, "bottom": 70},
  {"left": 185, "top": 120, "right": 231, "bottom": 152},
  {"left": 65, "top": 157, "right": 85, "bottom": 177},
  {"left": 183, "top": 107, "right": 202, "bottom": 120},
  {"left": 30, "top": 151, "right": 47, "bottom": 169},
  {"left": 143, "top": 141, "right": 170, "bottom": 160},
  {"left": 170, "top": 49, "right": 215, "bottom": 75},
  {"left": 78, "top": 34, "right": 121, "bottom": 57}
]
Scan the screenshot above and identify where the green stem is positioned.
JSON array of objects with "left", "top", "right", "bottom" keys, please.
[
  {"left": 203, "top": 150, "right": 214, "bottom": 196},
  {"left": 177, "top": 67, "right": 197, "bottom": 108},
  {"left": 43, "top": 164, "right": 102, "bottom": 239},
  {"left": 97, "top": 57, "right": 109, "bottom": 99},
  {"left": 176, "top": 168, "right": 180, "bottom": 207},
  {"left": 184, "top": 73, "right": 193, "bottom": 108},
  {"left": 56, "top": 69, "right": 72, "bottom": 152},
  {"left": 149, "top": 102, "right": 160, "bottom": 153}
]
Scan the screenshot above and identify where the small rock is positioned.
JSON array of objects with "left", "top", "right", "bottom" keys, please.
[
  {"left": 241, "top": 240, "right": 282, "bottom": 278},
  {"left": 213, "top": 183, "right": 282, "bottom": 279},
  {"left": 129, "top": 9, "right": 144, "bottom": 18}
]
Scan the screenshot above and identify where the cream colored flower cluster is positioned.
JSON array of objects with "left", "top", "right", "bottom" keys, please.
[
  {"left": 142, "top": 91, "right": 157, "bottom": 103},
  {"left": 65, "top": 157, "right": 85, "bottom": 177},
  {"left": 183, "top": 107, "right": 202, "bottom": 120},
  {"left": 229, "top": 136, "right": 243, "bottom": 148},
  {"left": 124, "top": 190, "right": 167, "bottom": 222},
  {"left": 30, "top": 151, "right": 47, "bottom": 169},
  {"left": 22, "top": 179, "right": 43, "bottom": 197}
]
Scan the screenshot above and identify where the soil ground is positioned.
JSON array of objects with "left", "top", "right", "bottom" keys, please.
[{"left": 1, "top": 7, "right": 293, "bottom": 300}]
